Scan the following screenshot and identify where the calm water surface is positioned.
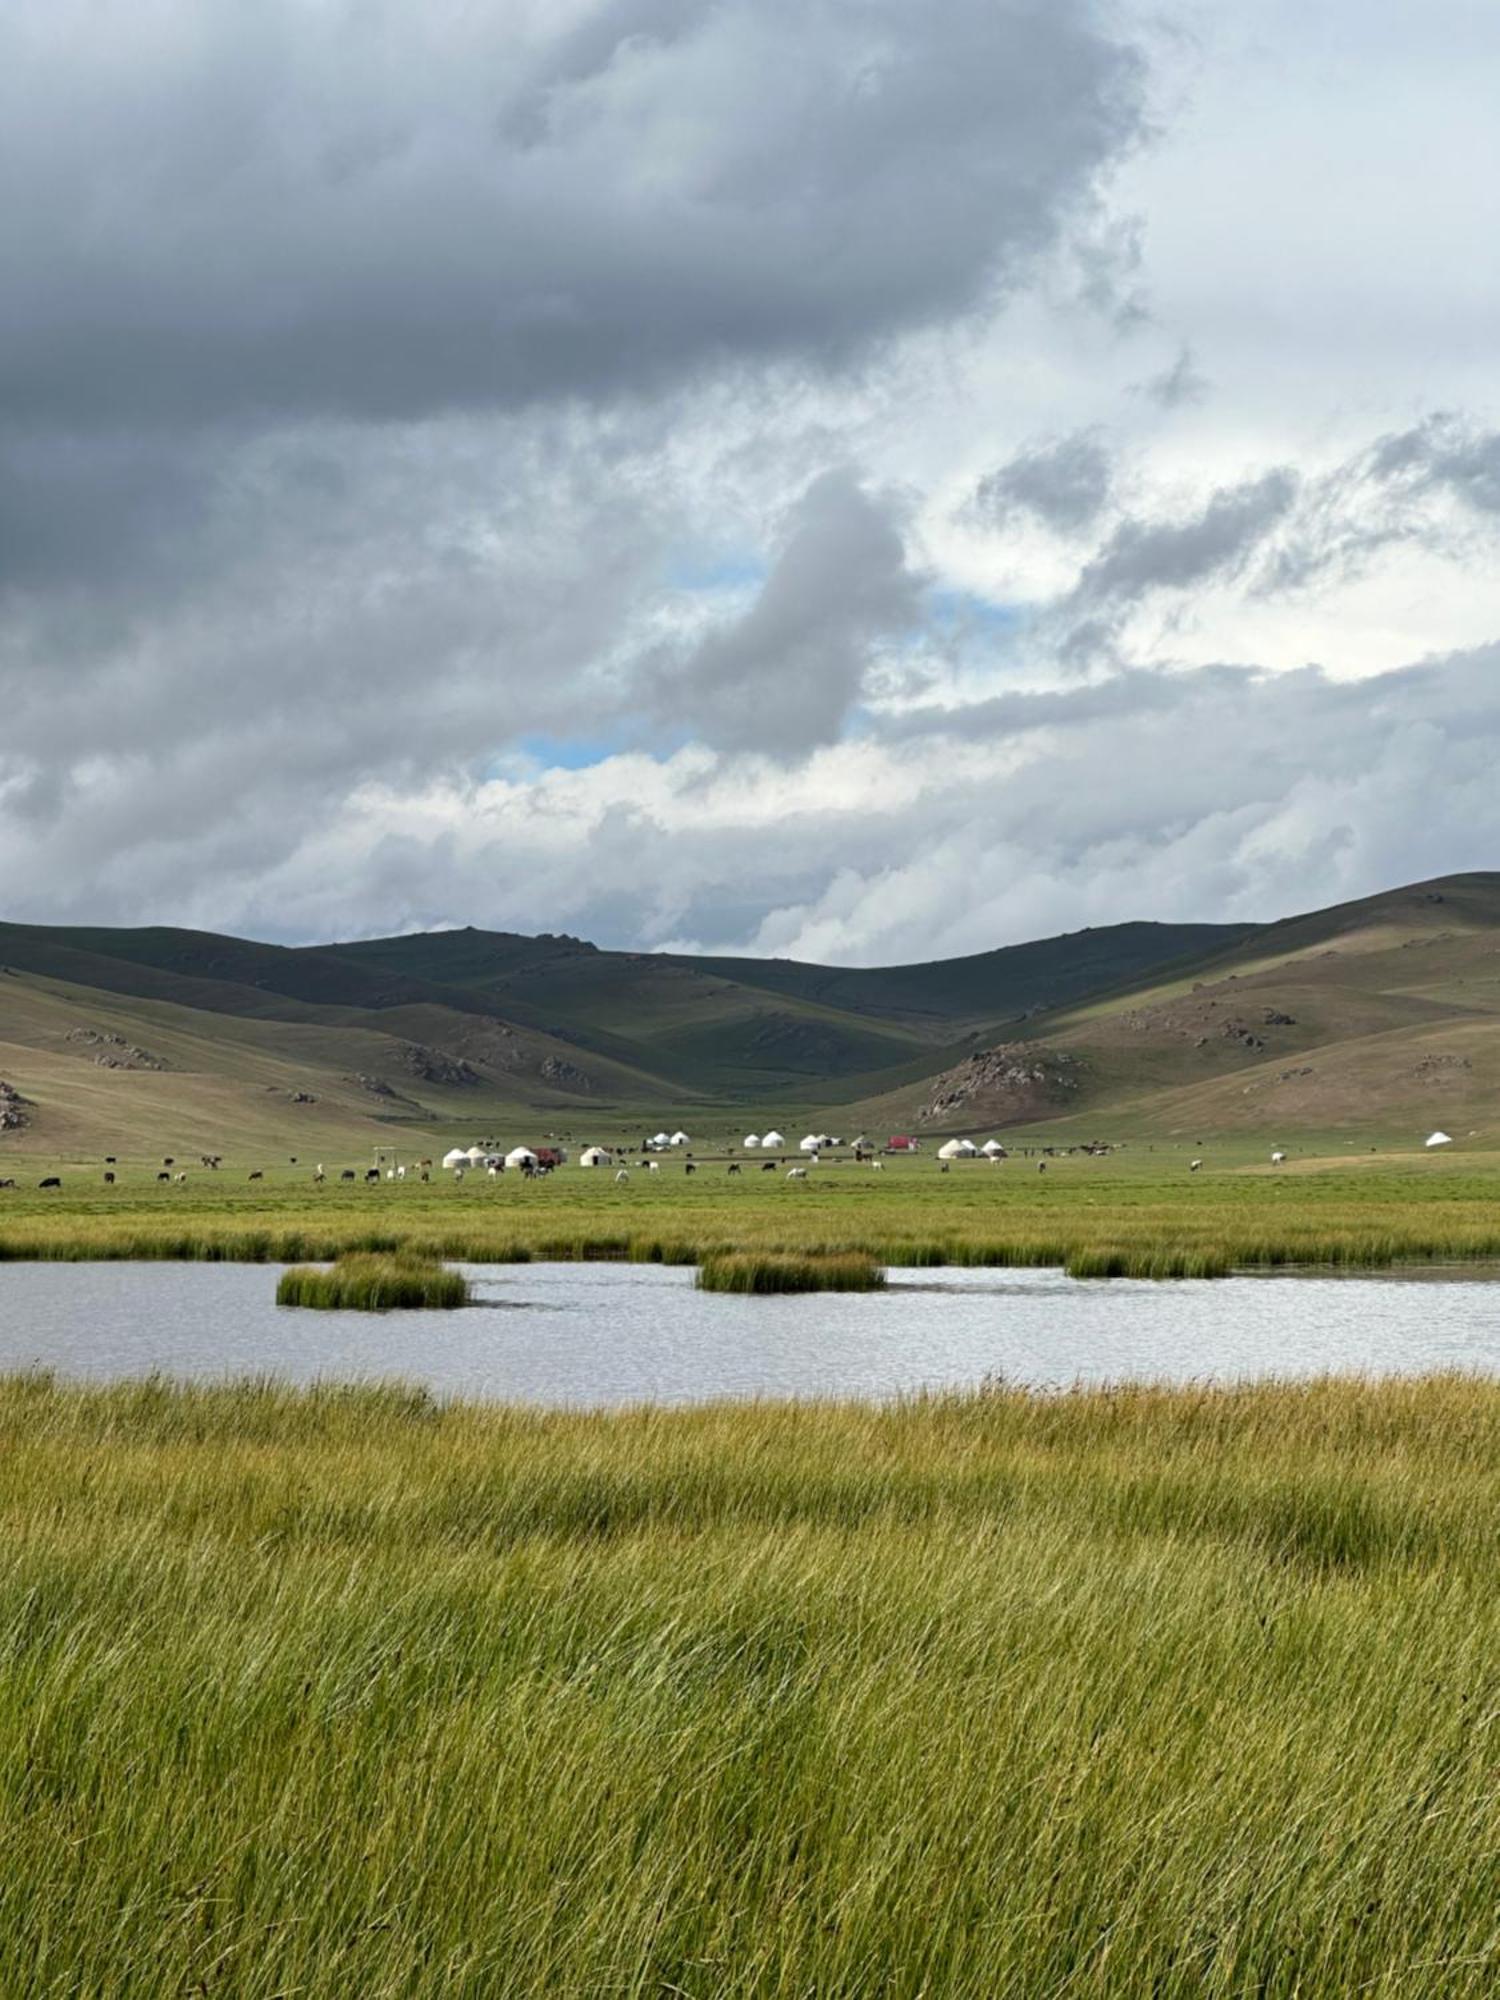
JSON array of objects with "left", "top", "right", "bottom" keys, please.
[{"left": 1, "top": 1261, "right": 1499, "bottom": 1404}]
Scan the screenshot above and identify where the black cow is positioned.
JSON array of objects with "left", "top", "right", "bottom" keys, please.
[
  {"left": 248, "top": 1171, "right": 263, "bottom": 1181},
  {"left": 0, "top": 1179, "right": 15, "bottom": 1190},
  {"left": 340, "top": 1169, "right": 356, "bottom": 1182},
  {"left": 761, "top": 1161, "right": 776, "bottom": 1172},
  {"left": 103, "top": 1172, "right": 115, "bottom": 1185},
  {"left": 684, "top": 1163, "right": 696, "bottom": 1176},
  {"left": 39, "top": 1177, "right": 61, "bottom": 1190},
  {"left": 157, "top": 1171, "right": 171, "bottom": 1183},
  {"left": 365, "top": 1168, "right": 380, "bottom": 1183},
  {"left": 727, "top": 1164, "right": 741, "bottom": 1175}
]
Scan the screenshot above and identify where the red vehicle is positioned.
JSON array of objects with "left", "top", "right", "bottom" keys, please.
[{"left": 885, "top": 1135, "right": 919, "bottom": 1153}]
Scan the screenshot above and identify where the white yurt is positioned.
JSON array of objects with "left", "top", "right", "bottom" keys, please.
[
  {"left": 669, "top": 1130, "right": 691, "bottom": 1148},
  {"left": 441, "top": 1148, "right": 468, "bottom": 1170},
  {"left": 1426, "top": 1130, "right": 1453, "bottom": 1148},
  {"left": 651, "top": 1131, "right": 671, "bottom": 1150},
  {"left": 505, "top": 1146, "right": 539, "bottom": 1170},
  {"left": 938, "top": 1138, "right": 978, "bottom": 1161},
  {"left": 981, "top": 1140, "right": 1007, "bottom": 1158},
  {"left": 579, "top": 1146, "right": 612, "bottom": 1168},
  {"left": 760, "top": 1129, "right": 786, "bottom": 1150},
  {"left": 799, "top": 1135, "right": 822, "bottom": 1154},
  {"left": 463, "top": 1145, "right": 487, "bottom": 1167},
  {"left": 743, "top": 1134, "right": 761, "bottom": 1149}
]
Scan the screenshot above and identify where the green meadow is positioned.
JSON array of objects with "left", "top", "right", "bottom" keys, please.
[
  {"left": 4, "top": 1147, "right": 1500, "bottom": 1273},
  {"left": 0, "top": 1372, "right": 1496, "bottom": 1996}
]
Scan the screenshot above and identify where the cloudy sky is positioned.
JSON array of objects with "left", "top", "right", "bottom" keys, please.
[{"left": 3, "top": 0, "right": 1499, "bottom": 962}]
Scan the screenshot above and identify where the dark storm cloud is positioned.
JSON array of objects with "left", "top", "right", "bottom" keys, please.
[
  {"left": 645, "top": 471, "right": 923, "bottom": 754},
  {"left": 971, "top": 429, "right": 1115, "bottom": 533},
  {"left": 1070, "top": 466, "right": 1300, "bottom": 606},
  {"left": 0, "top": 0, "right": 1147, "bottom": 428}
]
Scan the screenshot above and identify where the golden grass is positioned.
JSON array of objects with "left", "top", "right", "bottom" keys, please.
[
  {"left": 276, "top": 1251, "right": 469, "bottom": 1309},
  {"left": 0, "top": 1372, "right": 1497, "bottom": 1993}
]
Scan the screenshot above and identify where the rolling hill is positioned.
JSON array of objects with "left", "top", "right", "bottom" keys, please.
[
  {"left": 2, "top": 875, "right": 1498, "bottom": 1157},
  {"left": 882, "top": 872, "right": 1500, "bottom": 1144}
]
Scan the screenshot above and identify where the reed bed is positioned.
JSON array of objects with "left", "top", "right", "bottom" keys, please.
[
  {"left": 696, "top": 1250, "right": 886, "bottom": 1293},
  {"left": 0, "top": 1371, "right": 1498, "bottom": 1995},
  {"left": 276, "top": 1251, "right": 469, "bottom": 1310}
]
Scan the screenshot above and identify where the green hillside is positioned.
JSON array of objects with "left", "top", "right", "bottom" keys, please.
[
  {"left": 881, "top": 871, "right": 1500, "bottom": 1146},
  {"left": 4, "top": 877, "right": 1500, "bottom": 1159}
]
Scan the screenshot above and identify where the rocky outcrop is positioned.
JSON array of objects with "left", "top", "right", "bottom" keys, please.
[
  {"left": 66, "top": 1029, "right": 169, "bottom": 1070},
  {"left": 918, "top": 1044, "right": 1084, "bottom": 1124},
  {"left": 540, "top": 1054, "right": 593, "bottom": 1091},
  {"left": 397, "top": 1042, "right": 483, "bottom": 1088},
  {"left": 0, "top": 1081, "right": 32, "bottom": 1131}
]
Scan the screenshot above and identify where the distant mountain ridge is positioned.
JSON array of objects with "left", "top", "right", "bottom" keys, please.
[{"left": 3, "top": 875, "right": 1497, "bottom": 1153}]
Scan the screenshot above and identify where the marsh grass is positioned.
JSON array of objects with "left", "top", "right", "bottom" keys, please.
[
  {"left": 276, "top": 1251, "right": 469, "bottom": 1310},
  {"left": 697, "top": 1250, "right": 886, "bottom": 1292},
  {"left": 6, "top": 1162, "right": 1500, "bottom": 1275},
  {"left": 0, "top": 1372, "right": 1499, "bottom": 1994},
  {"left": 1066, "top": 1244, "right": 1233, "bottom": 1279}
]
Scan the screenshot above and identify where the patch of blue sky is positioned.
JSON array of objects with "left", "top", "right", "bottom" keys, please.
[{"left": 925, "top": 586, "right": 1026, "bottom": 638}]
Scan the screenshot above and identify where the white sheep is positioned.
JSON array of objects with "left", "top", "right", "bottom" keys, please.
[
  {"left": 614, "top": 1169, "right": 630, "bottom": 1183},
  {"left": 1271, "top": 1150, "right": 1286, "bottom": 1164},
  {"left": 786, "top": 1167, "right": 808, "bottom": 1181},
  {"left": 1190, "top": 1159, "right": 1204, "bottom": 1172}
]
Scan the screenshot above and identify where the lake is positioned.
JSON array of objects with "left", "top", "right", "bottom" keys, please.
[{"left": 1, "top": 1260, "right": 1499, "bottom": 1404}]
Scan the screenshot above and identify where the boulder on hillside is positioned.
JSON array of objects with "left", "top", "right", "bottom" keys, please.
[
  {"left": 0, "top": 1080, "right": 33, "bottom": 1131},
  {"left": 918, "top": 1044, "right": 1084, "bottom": 1124}
]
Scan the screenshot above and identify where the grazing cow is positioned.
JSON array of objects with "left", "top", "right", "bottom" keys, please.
[
  {"left": 340, "top": 1169, "right": 356, "bottom": 1182},
  {"left": 1190, "top": 1160, "right": 1204, "bottom": 1173},
  {"left": 727, "top": 1163, "right": 741, "bottom": 1175},
  {"left": 615, "top": 1169, "right": 630, "bottom": 1184},
  {"left": 647, "top": 1161, "right": 660, "bottom": 1174},
  {"left": 365, "top": 1168, "right": 380, "bottom": 1184},
  {"left": 1037, "top": 1161, "right": 1047, "bottom": 1174},
  {"left": 938, "top": 1162, "right": 950, "bottom": 1174},
  {"left": 103, "top": 1172, "right": 115, "bottom": 1185},
  {"left": 786, "top": 1167, "right": 808, "bottom": 1181},
  {"left": 157, "top": 1171, "right": 170, "bottom": 1182},
  {"left": 761, "top": 1161, "right": 777, "bottom": 1173},
  {"left": 684, "top": 1163, "right": 696, "bottom": 1176},
  {"left": 39, "top": 1176, "right": 61, "bottom": 1189},
  {"left": 420, "top": 1170, "right": 430, "bottom": 1183},
  {"left": 0, "top": 1179, "right": 14, "bottom": 1189},
  {"left": 248, "top": 1170, "right": 263, "bottom": 1181},
  {"left": 105, "top": 1156, "right": 116, "bottom": 1164},
  {"left": 314, "top": 1165, "right": 325, "bottom": 1183},
  {"left": 173, "top": 1173, "right": 187, "bottom": 1185},
  {"left": 163, "top": 1158, "right": 174, "bottom": 1168}
]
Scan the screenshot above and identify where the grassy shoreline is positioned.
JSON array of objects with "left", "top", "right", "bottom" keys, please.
[
  {"left": 5, "top": 1158, "right": 1500, "bottom": 1273},
  {"left": 0, "top": 1372, "right": 1497, "bottom": 1994}
]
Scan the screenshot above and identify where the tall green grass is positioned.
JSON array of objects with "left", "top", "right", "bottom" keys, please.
[
  {"left": 0, "top": 1372, "right": 1497, "bottom": 1994},
  {"left": 276, "top": 1251, "right": 469, "bottom": 1309},
  {"left": 5, "top": 1163, "right": 1500, "bottom": 1274},
  {"left": 697, "top": 1251, "right": 887, "bottom": 1293}
]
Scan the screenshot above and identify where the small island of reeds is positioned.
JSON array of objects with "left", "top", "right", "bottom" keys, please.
[
  {"left": 696, "top": 1250, "right": 886, "bottom": 1293},
  {"left": 276, "top": 1250, "right": 469, "bottom": 1310}
]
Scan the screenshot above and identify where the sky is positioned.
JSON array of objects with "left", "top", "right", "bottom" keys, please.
[{"left": 3, "top": 0, "right": 1499, "bottom": 963}]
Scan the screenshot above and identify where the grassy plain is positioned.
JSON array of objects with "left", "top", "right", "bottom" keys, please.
[
  {"left": 0, "top": 1372, "right": 1496, "bottom": 1995},
  {"left": 4, "top": 1147, "right": 1500, "bottom": 1272}
]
